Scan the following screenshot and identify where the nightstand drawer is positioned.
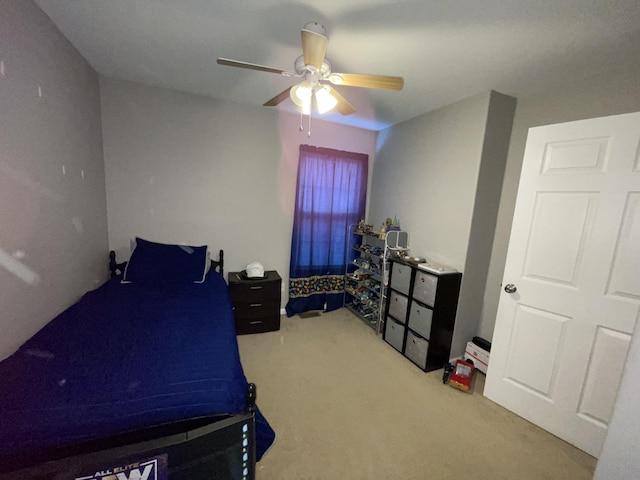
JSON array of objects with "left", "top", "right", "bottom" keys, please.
[
  {"left": 228, "top": 275, "right": 281, "bottom": 301},
  {"left": 231, "top": 285, "right": 280, "bottom": 302},
  {"left": 233, "top": 299, "right": 280, "bottom": 318},
  {"left": 235, "top": 315, "right": 280, "bottom": 335}
]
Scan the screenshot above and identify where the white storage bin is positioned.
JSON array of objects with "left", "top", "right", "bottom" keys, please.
[
  {"left": 405, "top": 330, "right": 429, "bottom": 370},
  {"left": 391, "top": 262, "right": 412, "bottom": 296},
  {"left": 408, "top": 301, "right": 433, "bottom": 340},
  {"left": 388, "top": 291, "right": 409, "bottom": 324},
  {"left": 413, "top": 270, "right": 438, "bottom": 306},
  {"left": 385, "top": 318, "right": 405, "bottom": 352}
]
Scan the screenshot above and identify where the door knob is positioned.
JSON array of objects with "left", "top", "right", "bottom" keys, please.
[{"left": 504, "top": 284, "right": 517, "bottom": 293}]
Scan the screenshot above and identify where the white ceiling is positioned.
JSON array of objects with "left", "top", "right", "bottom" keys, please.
[{"left": 36, "top": 0, "right": 640, "bottom": 131}]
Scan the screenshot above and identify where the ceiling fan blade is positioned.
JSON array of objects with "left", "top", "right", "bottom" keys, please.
[
  {"left": 330, "top": 73, "right": 404, "bottom": 91},
  {"left": 217, "top": 58, "right": 288, "bottom": 75},
  {"left": 301, "top": 29, "right": 328, "bottom": 69},
  {"left": 326, "top": 86, "right": 356, "bottom": 115},
  {"left": 263, "top": 87, "right": 293, "bottom": 107}
]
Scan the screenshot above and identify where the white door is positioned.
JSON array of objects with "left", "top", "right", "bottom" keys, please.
[{"left": 484, "top": 111, "right": 640, "bottom": 458}]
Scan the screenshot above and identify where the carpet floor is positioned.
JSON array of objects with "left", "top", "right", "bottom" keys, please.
[{"left": 237, "top": 308, "right": 596, "bottom": 480}]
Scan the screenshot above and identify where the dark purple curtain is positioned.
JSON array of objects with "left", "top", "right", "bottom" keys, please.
[{"left": 286, "top": 145, "right": 368, "bottom": 317}]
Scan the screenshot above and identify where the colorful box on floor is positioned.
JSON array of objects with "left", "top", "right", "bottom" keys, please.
[
  {"left": 463, "top": 341, "right": 490, "bottom": 374},
  {"left": 449, "top": 359, "right": 474, "bottom": 392}
]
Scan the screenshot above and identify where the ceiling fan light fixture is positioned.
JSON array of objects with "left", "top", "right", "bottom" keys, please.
[
  {"left": 290, "top": 81, "right": 313, "bottom": 108},
  {"left": 218, "top": 22, "right": 404, "bottom": 122},
  {"left": 292, "top": 101, "right": 312, "bottom": 116},
  {"left": 314, "top": 86, "right": 337, "bottom": 114}
]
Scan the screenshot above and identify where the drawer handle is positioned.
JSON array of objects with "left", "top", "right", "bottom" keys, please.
[
  {"left": 249, "top": 320, "right": 263, "bottom": 325},
  {"left": 250, "top": 303, "right": 263, "bottom": 307},
  {"left": 250, "top": 286, "right": 263, "bottom": 290}
]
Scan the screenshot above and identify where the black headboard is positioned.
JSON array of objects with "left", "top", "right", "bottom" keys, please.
[{"left": 109, "top": 249, "right": 224, "bottom": 278}]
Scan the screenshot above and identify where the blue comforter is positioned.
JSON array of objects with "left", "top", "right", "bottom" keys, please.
[{"left": 0, "top": 272, "right": 274, "bottom": 466}]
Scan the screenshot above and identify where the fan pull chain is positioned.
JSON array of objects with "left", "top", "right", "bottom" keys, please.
[{"left": 298, "top": 111, "right": 312, "bottom": 137}]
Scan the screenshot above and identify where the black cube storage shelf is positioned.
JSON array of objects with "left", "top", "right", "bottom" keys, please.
[{"left": 383, "top": 260, "right": 462, "bottom": 372}]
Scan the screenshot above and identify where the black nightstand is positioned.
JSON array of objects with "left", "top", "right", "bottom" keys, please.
[{"left": 228, "top": 271, "right": 282, "bottom": 334}]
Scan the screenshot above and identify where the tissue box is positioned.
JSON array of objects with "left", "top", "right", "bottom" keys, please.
[{"left": 464, "top": 341, "right": 490, "bottom": 374}]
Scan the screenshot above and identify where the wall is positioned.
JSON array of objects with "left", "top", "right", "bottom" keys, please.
[
  {"left": 455, "top": 92, "right": 516, "bottom": 353},
  {"left": 100, "top": 77, "right": 377, "bottom": 308},
  {"left": 0, "top": 0, "right": 108, "bottom": 360},
  {"left": 369, "top": 93, "right": 490, "bottom": 269},
  {"left": 369, "top": 91, "right": 515, "bottom": 358}
]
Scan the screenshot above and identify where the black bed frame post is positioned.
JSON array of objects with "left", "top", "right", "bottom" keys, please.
[
  {"left": 109, "top": 251, "right": 117, "bottom": 277},
  {"left": 219, "top": 249, "right": 224, "bottom": 276},
  {"left": 109, "top": 251, "right": 127, "bottom": 278},
  {"left": 246, "top": 383, "right": 256, "bottom": 413}
]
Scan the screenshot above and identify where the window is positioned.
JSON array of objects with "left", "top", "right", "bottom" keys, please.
[{"left": 286, "top": 145, "right": 368, "bottom": 316}]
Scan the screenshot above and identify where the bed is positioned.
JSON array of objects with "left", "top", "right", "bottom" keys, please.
[{"left": 0, "top": 238, "right": 275, "bottom": 479}]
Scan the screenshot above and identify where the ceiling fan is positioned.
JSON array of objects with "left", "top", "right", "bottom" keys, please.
[{"left": 217, "top": 22, "right": 404, "bottom": 117}]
